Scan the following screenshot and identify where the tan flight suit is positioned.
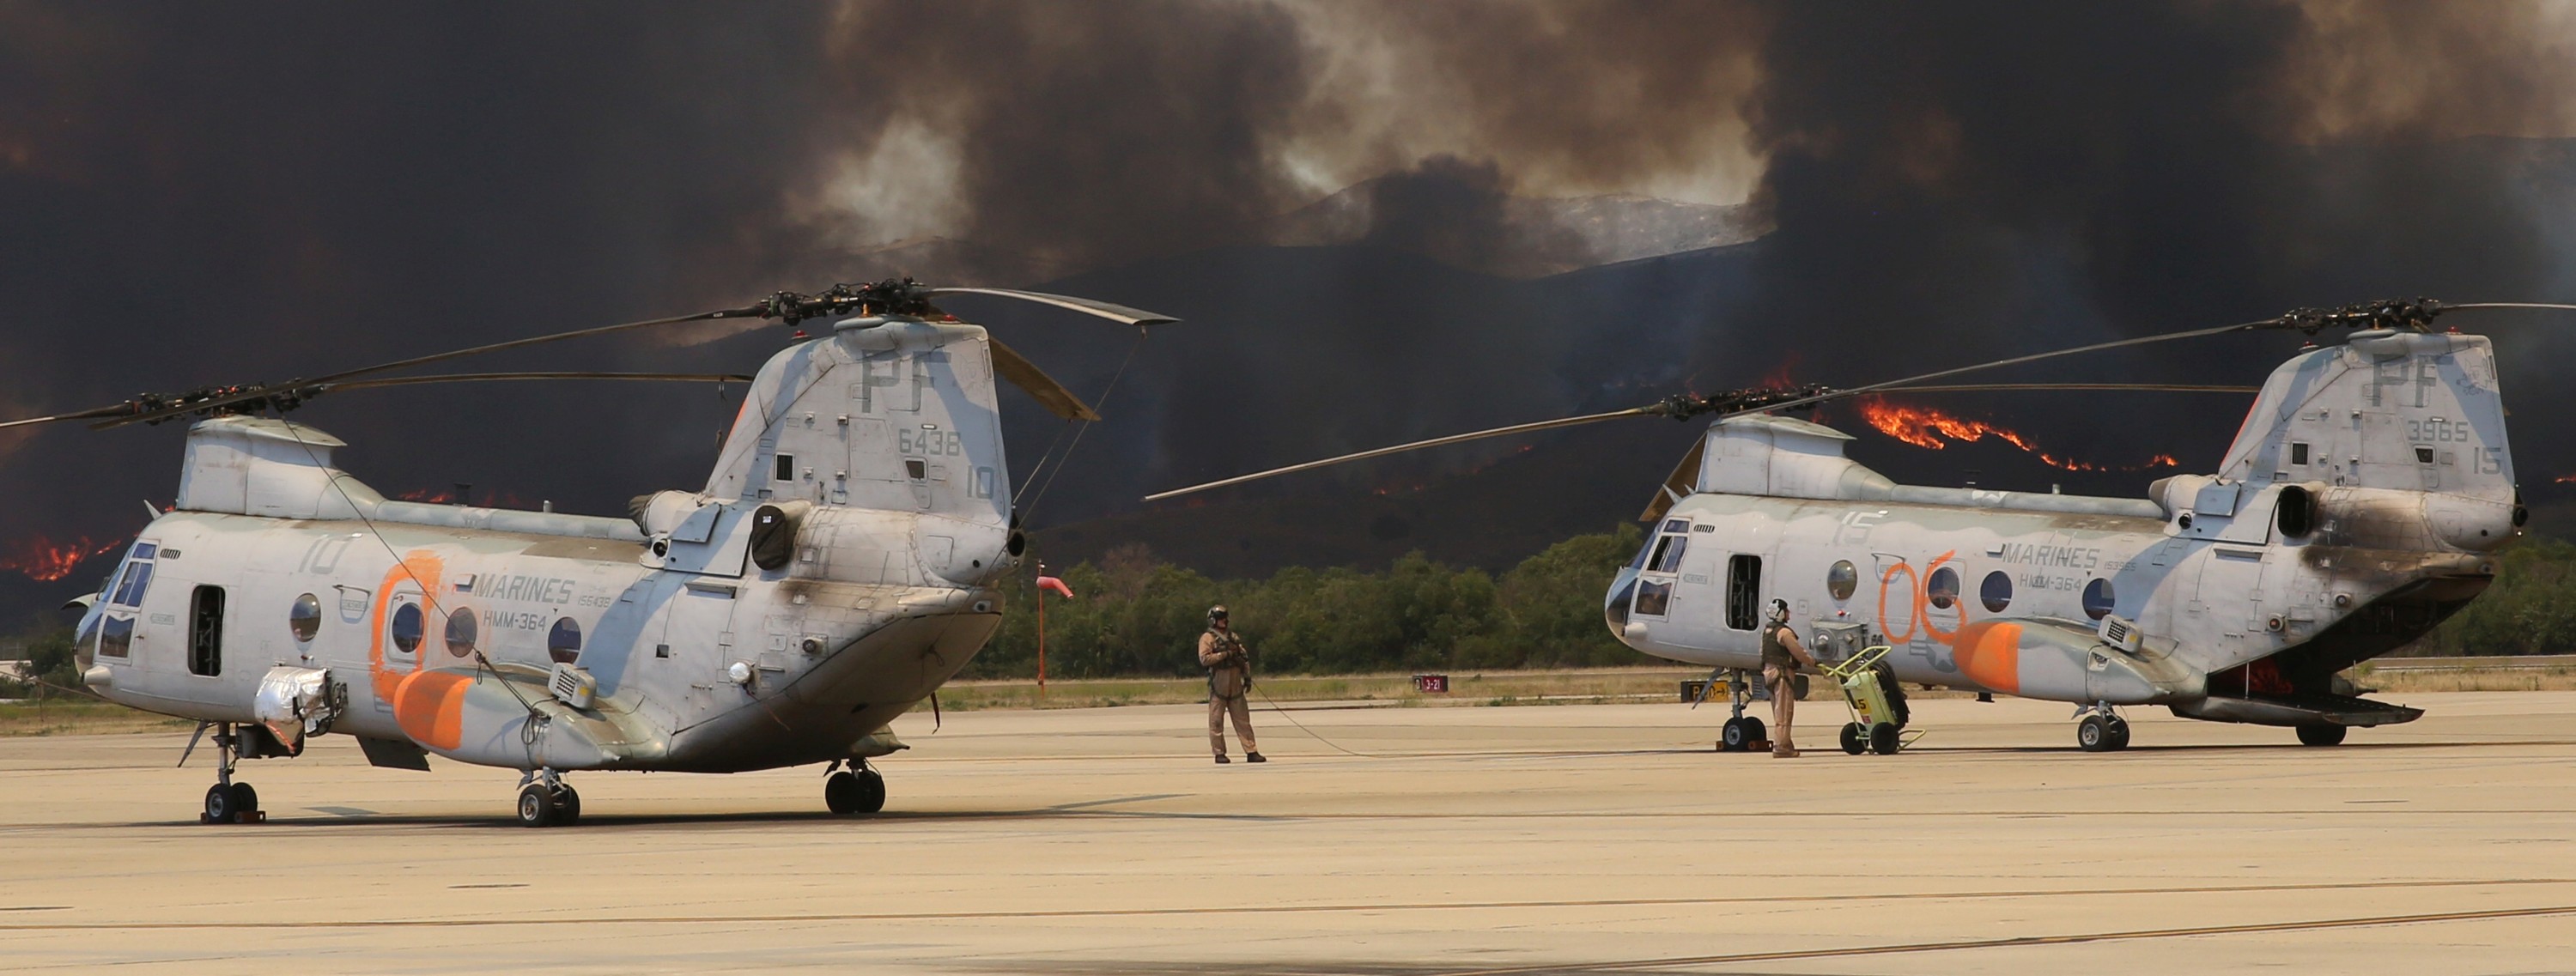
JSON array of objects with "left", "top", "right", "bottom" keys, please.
[{"left": 1199, "top": 627, "right": 1258, "bottom": 758}]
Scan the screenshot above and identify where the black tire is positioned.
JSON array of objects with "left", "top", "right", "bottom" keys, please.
[
  {"left": 515, "top": 784, "right": 557, "bottom": 827},
  {"left": 1790, "top": 674, "right": 1811, "bottom": 700},
  {"left": 1739, "top": 716, "right": 1765, "bottom": 749},
  {"left": 2077, "top": 714, "right": 2112, "bottom": 752},
  {"left": 552, "top": 785, "right": 581, "bottom": 824},
  {"left": 230, "top": 782, "right": 258, "bottom": 820},
  {"left": 2297, "top": 724, "right": 2348, "bottom": 747},
  {"left": 824, "top": 771, "right": 862, "bottom": 814},
  {"left": 204, "top": 784, "right": 236, "bottom": 824},
  {"left": 1839, "top": 722, "right": 1866, "bottom": 755},
  {"left": 1720, "top": 718, "right": 1750, "bottom": 752},
  {"left": 1868, "top": 722, "right": 1900, "bottom": 755},
  {"left": 2105, "top": 718, "right": 2131, "bottom": 751},
  {"left": 854, "top": 768, "right": 887, "bottom": 814}
]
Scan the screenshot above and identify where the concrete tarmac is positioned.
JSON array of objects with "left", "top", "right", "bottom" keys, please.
[{"left": 2, "top": 690, "right": 2573, "bottom": 974}]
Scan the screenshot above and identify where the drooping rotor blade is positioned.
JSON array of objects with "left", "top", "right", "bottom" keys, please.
[
  {"left": 929, "top": 287, "right": 1180, "bottom": 326},
  {"left": 88, "top": 309, "right": 759, "bottom": 430},
  {"left": 1139, "top": 318, "right": 2302, "bottom": 501},
  {"left": 987, "top": 337, "right": 1102, "bottom": 421},
  {"left": 1143, "top": 408, "right": 1652, "bottom": 501},
  {"left": 1888, "top": 383, "right": 2259, "bottom": 395},
  {"left": 322, "top": 371, "right": 753, "bottom": 391}
]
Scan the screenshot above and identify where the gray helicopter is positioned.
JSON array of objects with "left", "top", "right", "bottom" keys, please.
[
  {"left": 1151, "top": 300, "right": 2569, "bottom": 752},
  {"left": 9, "top": 279, "right": 1171, "bottom": 826}
]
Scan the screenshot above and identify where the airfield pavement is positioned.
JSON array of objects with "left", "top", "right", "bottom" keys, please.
[{"left": 0, "top": 691, "right": 2573, "bottom": 975}]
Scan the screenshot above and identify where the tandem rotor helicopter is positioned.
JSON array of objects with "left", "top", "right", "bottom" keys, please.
[
  {"left": 1152, "top": 299, "right": 2576, "bottom": 754},
  {"left": 6, "top": 278, "right": 1173, "bottom": 827}
]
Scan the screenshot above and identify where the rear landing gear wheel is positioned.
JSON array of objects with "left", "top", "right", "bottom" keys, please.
[
  {"left": 1721, "top": 718, "right": 1753, "bottom": 752},
  {"left": 854, "top": 767, "right": 886, "bottom": 813},
  {"left": 1839, "top": 722, "right": 1866, "bottom": 755},
  {"left": 516, "top": 784, "right": 558, "bottom": 827},
  {"left": 824, "top": 771, "right": 862, "bottom": 814},
  {"left": 2297, "top": 724, "right": 2347, "bottom": 747},
  {"left": 1868, "top": 723, "right": 1900, "bottom": 755},
  {"left": 550, "top": 785, "right": 581, "bottom": 825},
  {"left": 2077, "top": 714, "right": 2114, "bottom": 752},
  {"left": 1738, "top": 716, "right": 1765, "bottom": 750},
  {"left": 2104, "top": 717, "right": 2131, "bottom": 751}
]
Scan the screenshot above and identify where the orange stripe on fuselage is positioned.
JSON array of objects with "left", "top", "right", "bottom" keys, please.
[
  {"left": 368, "top": 551, "right": 446, "bottom": 717},
  {"left": 392, "top": 669, "right": 474, "bottom": 752},
  {"left": 1951, "top": 620, "right": 2022, "bottom": 694}
]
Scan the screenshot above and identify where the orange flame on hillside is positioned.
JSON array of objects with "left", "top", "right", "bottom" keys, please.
[
  {"left": 0, "top": 535, "right": 121, "bottom": 583},
  {"left": 2555, "top": 474, "right": 2576, "bottom": 484},
  {"left": 1857, "top": 397, "right": 2181, "bottom": 473}
]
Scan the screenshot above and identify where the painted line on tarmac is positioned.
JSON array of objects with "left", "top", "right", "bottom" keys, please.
[
  {"left": 1424, "top": 903, "right": 2576, "bottom": 975},
  {"left": 0, "top": 877, "right": 2567, "bottom": 931}
]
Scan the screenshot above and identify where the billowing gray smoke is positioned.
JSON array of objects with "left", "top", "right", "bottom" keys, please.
[{"left": 0, "top": 2, "right": 2571, "bottom": 599}]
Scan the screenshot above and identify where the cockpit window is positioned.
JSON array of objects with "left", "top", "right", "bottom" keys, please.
[
  {"left": 108, "top": 543, "right": 159, "bottom": 608},
  {"left": 1648, "top": 535, "right": 1687, "bottom": 573}
]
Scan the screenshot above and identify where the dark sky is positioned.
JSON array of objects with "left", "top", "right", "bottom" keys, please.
[{"left": 2, "top": 1, "right": 2573, "bottom": 586}]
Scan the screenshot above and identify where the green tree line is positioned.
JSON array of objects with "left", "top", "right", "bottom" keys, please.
[
  {"left": 969, "top": 524, "right": 1646, "bottom": 680},
  {"left": 2404, "top": 535, "right": 2576, "bottom": 657}
]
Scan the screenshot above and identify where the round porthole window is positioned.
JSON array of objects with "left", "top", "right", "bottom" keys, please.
[
  {"left": 1979, "top": 571, "right": 2013, "bottom": 613},
  {"left": 547, "top": 617, "right": 583, "bottom": 664},
  {"left": 390, "top": 603, "right": 424, "bottom": 655},
  {"left": 1826, "top": 560, "right": 1858, "bottom": 601},
  {"left": 445, "top": 607, "right": 478, "bottom": 658},
  {"left": 289, "top": 593, "right": 322, "bottom": 642},
  {"left": 2082, "top": 578, "right": 2117, "bottom": 621},
  {"left": 1926, "top": 567, "right": 1961, "bottom": 610}
]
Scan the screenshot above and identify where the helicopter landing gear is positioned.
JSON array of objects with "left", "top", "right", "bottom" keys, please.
[
  {"left": 2296, "top": 724, "right": 2348, "bottom": 747},
  {"left": 824, "top": 759, "right": 887, "bottom": 815},
  {"left": 2075, "top": 704, "right": 2130, "bottom": 752},
  {"left": 196, "top": 723, "right": 264, "bottom": 825},
  {"left": 1715, "top": 669, "right": 1769, "bottom": 752},
  {"left": 515, "top": 768, "right": 581, "bottom": 827}
]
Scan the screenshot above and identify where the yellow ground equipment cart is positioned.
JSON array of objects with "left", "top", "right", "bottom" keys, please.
[{"left": 1820, "top": 645, "right": 1919, "bottom": 755}]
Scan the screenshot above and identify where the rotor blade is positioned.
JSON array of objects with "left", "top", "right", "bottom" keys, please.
[
  {"left": 987, "top": 337, "right": 1101, "bottom": 421},
  {"left": 0, "top": 402, "right": 171, "bottom": 432},
  {"left": 928, "top": 287, "right": 1180, "bottom": 326},
  {"left": 322, "top": 371, "right": 753, "bottom": 391},
  {"left": 1143, "top": 408, "right": 1648, "bottom": 501},
  {"left": 1736, "top": 318, "right": 2276, "bottom": 419},
  {"left": 1887, "top": 383, "right": 2259, "bottom": 395},
  {"left": 92, "top": 309, "right": 753, "bottom": 429}
]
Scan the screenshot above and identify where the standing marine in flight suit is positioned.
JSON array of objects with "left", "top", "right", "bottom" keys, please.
[{"left": 1198, "top": 605, "right": 1263, "bottom": 764}]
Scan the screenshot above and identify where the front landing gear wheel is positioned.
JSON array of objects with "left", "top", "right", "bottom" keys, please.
[
  {"left": 550, "top": 785, "right": 581, "bottom": 825},
  {"left": 2297, "top": 724, "right": 2348, "bottom": 747},
  {"left": 1839, "top": 722, "right": 1866, "bottom": 755},
  {"left": 516, "top": 784, "right": 558, "bottom": 827},
  {"left": 204, "top": 784, "right": 237, "bottom": 824},
  {"left": 1721, "top": 718, "right": 1753, "bottom": 752},
  {"left": 2077, "top": 714, "right": 2114, "bottom": 752},
  {"left": 2105, "top": 718, "right": 2131, "bottom": 750}
]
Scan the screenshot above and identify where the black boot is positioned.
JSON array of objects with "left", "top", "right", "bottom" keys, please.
[{"left": 1245, "top": 752, "right": 1266, "bottom": 763}]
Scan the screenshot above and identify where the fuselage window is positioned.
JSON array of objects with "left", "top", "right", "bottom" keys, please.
[
  {"left": 1826, "top": 560, "right": 1857, "bottom": 601},
  {"left": 99, "top": 616, "right": 134, "bottom": 658},
  {"left": 1926, "top": 567, "right": 1960, "bottom": 610},
  {"left": 188, "top": 585, "right": 224, "bottom": 677},
  {"left": 390, "top": 603, "right": 425, "bottom": 656},
  {"left": 2082, "top": 578, "right": 2117, "bottom": 621},
  {"left": 1647, "top": 534, "right": 1687, "bottom": 573},
  {"left": 1632, "top": 579, "right": 1673, "bottom": 617},
  {"left": 775, "top": 453, "right": 796, "bottom": 482},
  {"left": 445, "top": 607, "right": 479, "bottom": 658},
  {"left": 289, "top": 593, "right": 322, "bottom": 642},
  {"left": 1979, "top": 571, "right": 2013, "bottom": 613},
  {"left": 548, "top": 617, "right": 584, "bottom": 664},
  {"left": 1724, "top": 555, "right": 1762, "bottom": 631}
]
